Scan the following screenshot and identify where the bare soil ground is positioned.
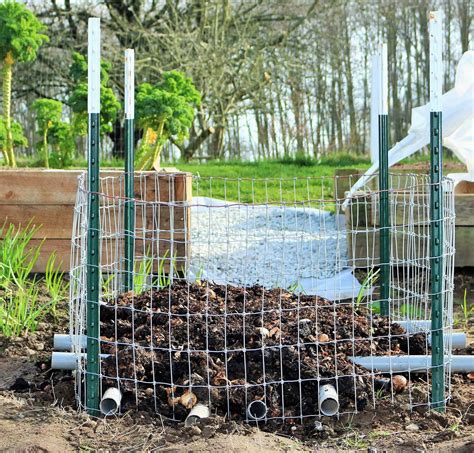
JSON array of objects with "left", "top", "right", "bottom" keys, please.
[{"left": 0, "top": 271, "right": 472, "bottom": 453}]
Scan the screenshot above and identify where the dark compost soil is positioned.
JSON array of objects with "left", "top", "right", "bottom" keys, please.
[{"left": 99, "top": 281, "right": 428, "bottom": 421}]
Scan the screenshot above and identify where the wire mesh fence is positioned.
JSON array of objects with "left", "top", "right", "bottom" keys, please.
[{"left": 69, "top": 172, "right": 455, "bottom": 421}]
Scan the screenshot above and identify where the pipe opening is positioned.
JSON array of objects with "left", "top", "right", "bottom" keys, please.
[
  {"left": 184, "top": 404, "right": 210, "bottom": 427},
  {"left": 100, "top": 397, "right": 119, "bottom": 416},
  {"left": 319, "top": 384, "right": 339, "bottom": 417},
  {"left": 320, "top": 397, "right": 339, "bottom": 416},
  {"left": 100, "top": 388, "right": 122, "bottom": 416},
  {"left": 247, "top": 400, "right": 267, "bottom": 420}
]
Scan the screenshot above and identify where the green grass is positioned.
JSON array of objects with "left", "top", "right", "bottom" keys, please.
[{"left": 177, "top": 157, "right": 370, "bottom": 204}]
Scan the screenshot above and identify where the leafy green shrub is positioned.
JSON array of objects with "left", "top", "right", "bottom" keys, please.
[
  {"left": 48, "top": 121, "right": 75, "bottom": 168},
  {"left": 68, "top": 52, "right": 121, "bottom": 137},
  {"left": 0, "top": 115, "right": 28, "bottom": 162},
  {"left": 277, "top": 153, "right": 315, "bottom": 166},
  {"left": 32, "top": 98, "right": 63, "bottom": 168},
  {"left": 0, "top": 0, "right": 48, "bottom": 167},
  {"left": 136, "top": 71, "right": 201, "bottom": 170}
]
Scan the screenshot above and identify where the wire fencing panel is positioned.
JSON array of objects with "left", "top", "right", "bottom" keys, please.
[{"left": 70, "top": 173, "right": 455, "bottom": 420}]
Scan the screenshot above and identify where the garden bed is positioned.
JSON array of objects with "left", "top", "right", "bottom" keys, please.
[{"left": 0, "top": 169, "right": 191, "bottom": 272}]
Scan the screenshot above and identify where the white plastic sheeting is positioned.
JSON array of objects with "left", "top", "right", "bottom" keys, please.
[{"left": 345, "top": 50, "right": 474, "bottom": 203}]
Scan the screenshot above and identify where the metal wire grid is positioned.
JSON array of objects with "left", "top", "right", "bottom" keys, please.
[{"left": 69, "top": 172, "right": 455, "bottom": 420}]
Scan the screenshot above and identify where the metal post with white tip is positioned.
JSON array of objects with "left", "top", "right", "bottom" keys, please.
[
  {"left": 86, "top": 17, "right": 101, "bottom": 416},
  {"left": 378, "top": 43, "right": 390, "bottom": 317},
  {"left": 124, "top": 49, "right": 135, "bottom": 292},
  {"left": 429, "top": 10, "right": 445, "bottom": 412}
]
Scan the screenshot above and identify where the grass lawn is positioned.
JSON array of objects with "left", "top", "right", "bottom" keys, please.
[{"left": 176, "top": 156, "right": 370, "bottom": 204}]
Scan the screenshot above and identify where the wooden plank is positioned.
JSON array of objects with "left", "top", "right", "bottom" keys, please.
[
  {"left": 454, "top": 227, "right": 474, "bottom": 267},
  {"left": 13, "top": 236, "right": 188, "bottom": 274},
  {"left": 348, "top": 225, "right": 469, "bottom": 268},
  {"left": 0, "top": 170, "right": 83, "bottom": 205},
  {"left": 347, "top": 227, "right": 431, "bottom": 267},
  {"left": 333, "top": 169, "right": 364, "bottom": 200},
  {"left": 454, "top": 194, "right": 474, "bottom": 226},
  {"left": 0, "top": 170, "right": 172, "bottom": 205},
  {"left": 346, "top": 192, "right": 431, "bottom": 227},
  {"left": 453, "top": 180, "right": 474, "bottom": 194},
  {"left": 0, "top": 170, "right": 193, "bottom": 273}
]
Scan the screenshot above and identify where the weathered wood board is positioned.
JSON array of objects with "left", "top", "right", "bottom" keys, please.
[
  {"left": 0, "top": 170, "right": 192, "bottom": 273},
  {"left": 336, "top": 168, "right": 472, "bottom": 267}
]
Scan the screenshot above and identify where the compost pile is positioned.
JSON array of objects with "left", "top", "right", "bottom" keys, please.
[{"left": 99, "top": 281, "right": 427, "bottom": 420}]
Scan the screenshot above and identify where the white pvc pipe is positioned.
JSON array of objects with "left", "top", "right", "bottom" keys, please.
[
  {"left": 351, "top": 355, "right": 474, "bottom": 373},
  {"left": 51, "top": 352, "right": 110, "bottom": 370},
  {"left": 319, "top": 384, "right": 339, "bottom": 416},
  {"left": 100, "top": 387, "right": 122, "bottom": 416},
  {"left": 394, "top": 321, "right": 467, "bottom": 349},
  {"left": 247, "top": 400, "right": 267, "bottom": 421},
  {"left": 396, "top": 320, "right": 430, "bottom": 332},
  {"left": 51, "top": 351, "right": 80, "bottom": 370},
  {"left": 53, "top": 334, "right": 87, "bottom": 351},
  {"left": 185, "top": 404, "right": 210, "bottom": 427},
  {"left": 433, "top": 333, "right": 467, "bottom": 349}
]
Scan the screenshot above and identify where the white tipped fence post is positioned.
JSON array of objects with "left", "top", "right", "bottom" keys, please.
[
  {"left": 86, "top": 16, "right": 101, "bottom": 416},
  {"left": 429, "top": 9, "right": 445, "bottom": 412},
  {"left": 370, "top": 53, "right": 380, "bottom": 165},
  {"left": 124, "top": 48, "right": 135, "bottom": 292}
]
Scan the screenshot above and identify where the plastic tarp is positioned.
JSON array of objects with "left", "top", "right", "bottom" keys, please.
[{"left": 345, "top": 50, "right": 474, "bottom": 204}]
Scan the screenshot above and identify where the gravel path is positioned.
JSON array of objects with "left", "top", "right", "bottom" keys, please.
[{"left": 189, "top": 197, "right": 350, "bottom": 295}]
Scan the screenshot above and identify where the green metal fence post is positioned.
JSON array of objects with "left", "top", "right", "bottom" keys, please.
[
  {"left": 429, "top": 10, "right": 445, "bottom": 412},
  {"left": 86, "top": 17, "right": 101, "bottom": 415},
  {"left": 378, "top": 44, "right": 390, "bottom": 317},
  {"left": 124, "top": 49, "right": 135, "bottom": 292}
]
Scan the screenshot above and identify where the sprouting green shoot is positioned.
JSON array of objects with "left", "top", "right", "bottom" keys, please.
[
  {"left": 45, "top": 252, "right": 68, "bottom": 318},
  {"left": 101, "top": 273, "right": 116, "bottom": 298},
  {"left": 134, "top": 253, "right": 153, "bottom": 294},
  {"left": 154, "top": 250, "right": 177, "bottom": 290},
  {"left": 0, "top": 222, "right": 63, "bottom": 337},
  {"left": 194, "top": 265, "right": 204, "bottom": 285},
  {"left": 0, "top": 281, "right": 50, "bottom": 337},
  {"left": 0, "top": 221, "right": 43, "bottom": 290},
  {"left": 400, "top": 303, "right": 423, "bottom": 319},
  {"left": 463, "top": 289, "right": 468, "bottom": 320},
  {"left": 355, "top": 268, "right": 380, "bottom": 308},
  {"left": 288, "top": 280, "right": 305, "bottom": 294}
]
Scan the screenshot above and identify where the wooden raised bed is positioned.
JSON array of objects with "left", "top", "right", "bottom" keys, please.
[
  {"left": 0, "top": 169, "right": 192, "bottom": 272},
  {"left": 336, "top": 168, "right": 474, "bottom": 267}
]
